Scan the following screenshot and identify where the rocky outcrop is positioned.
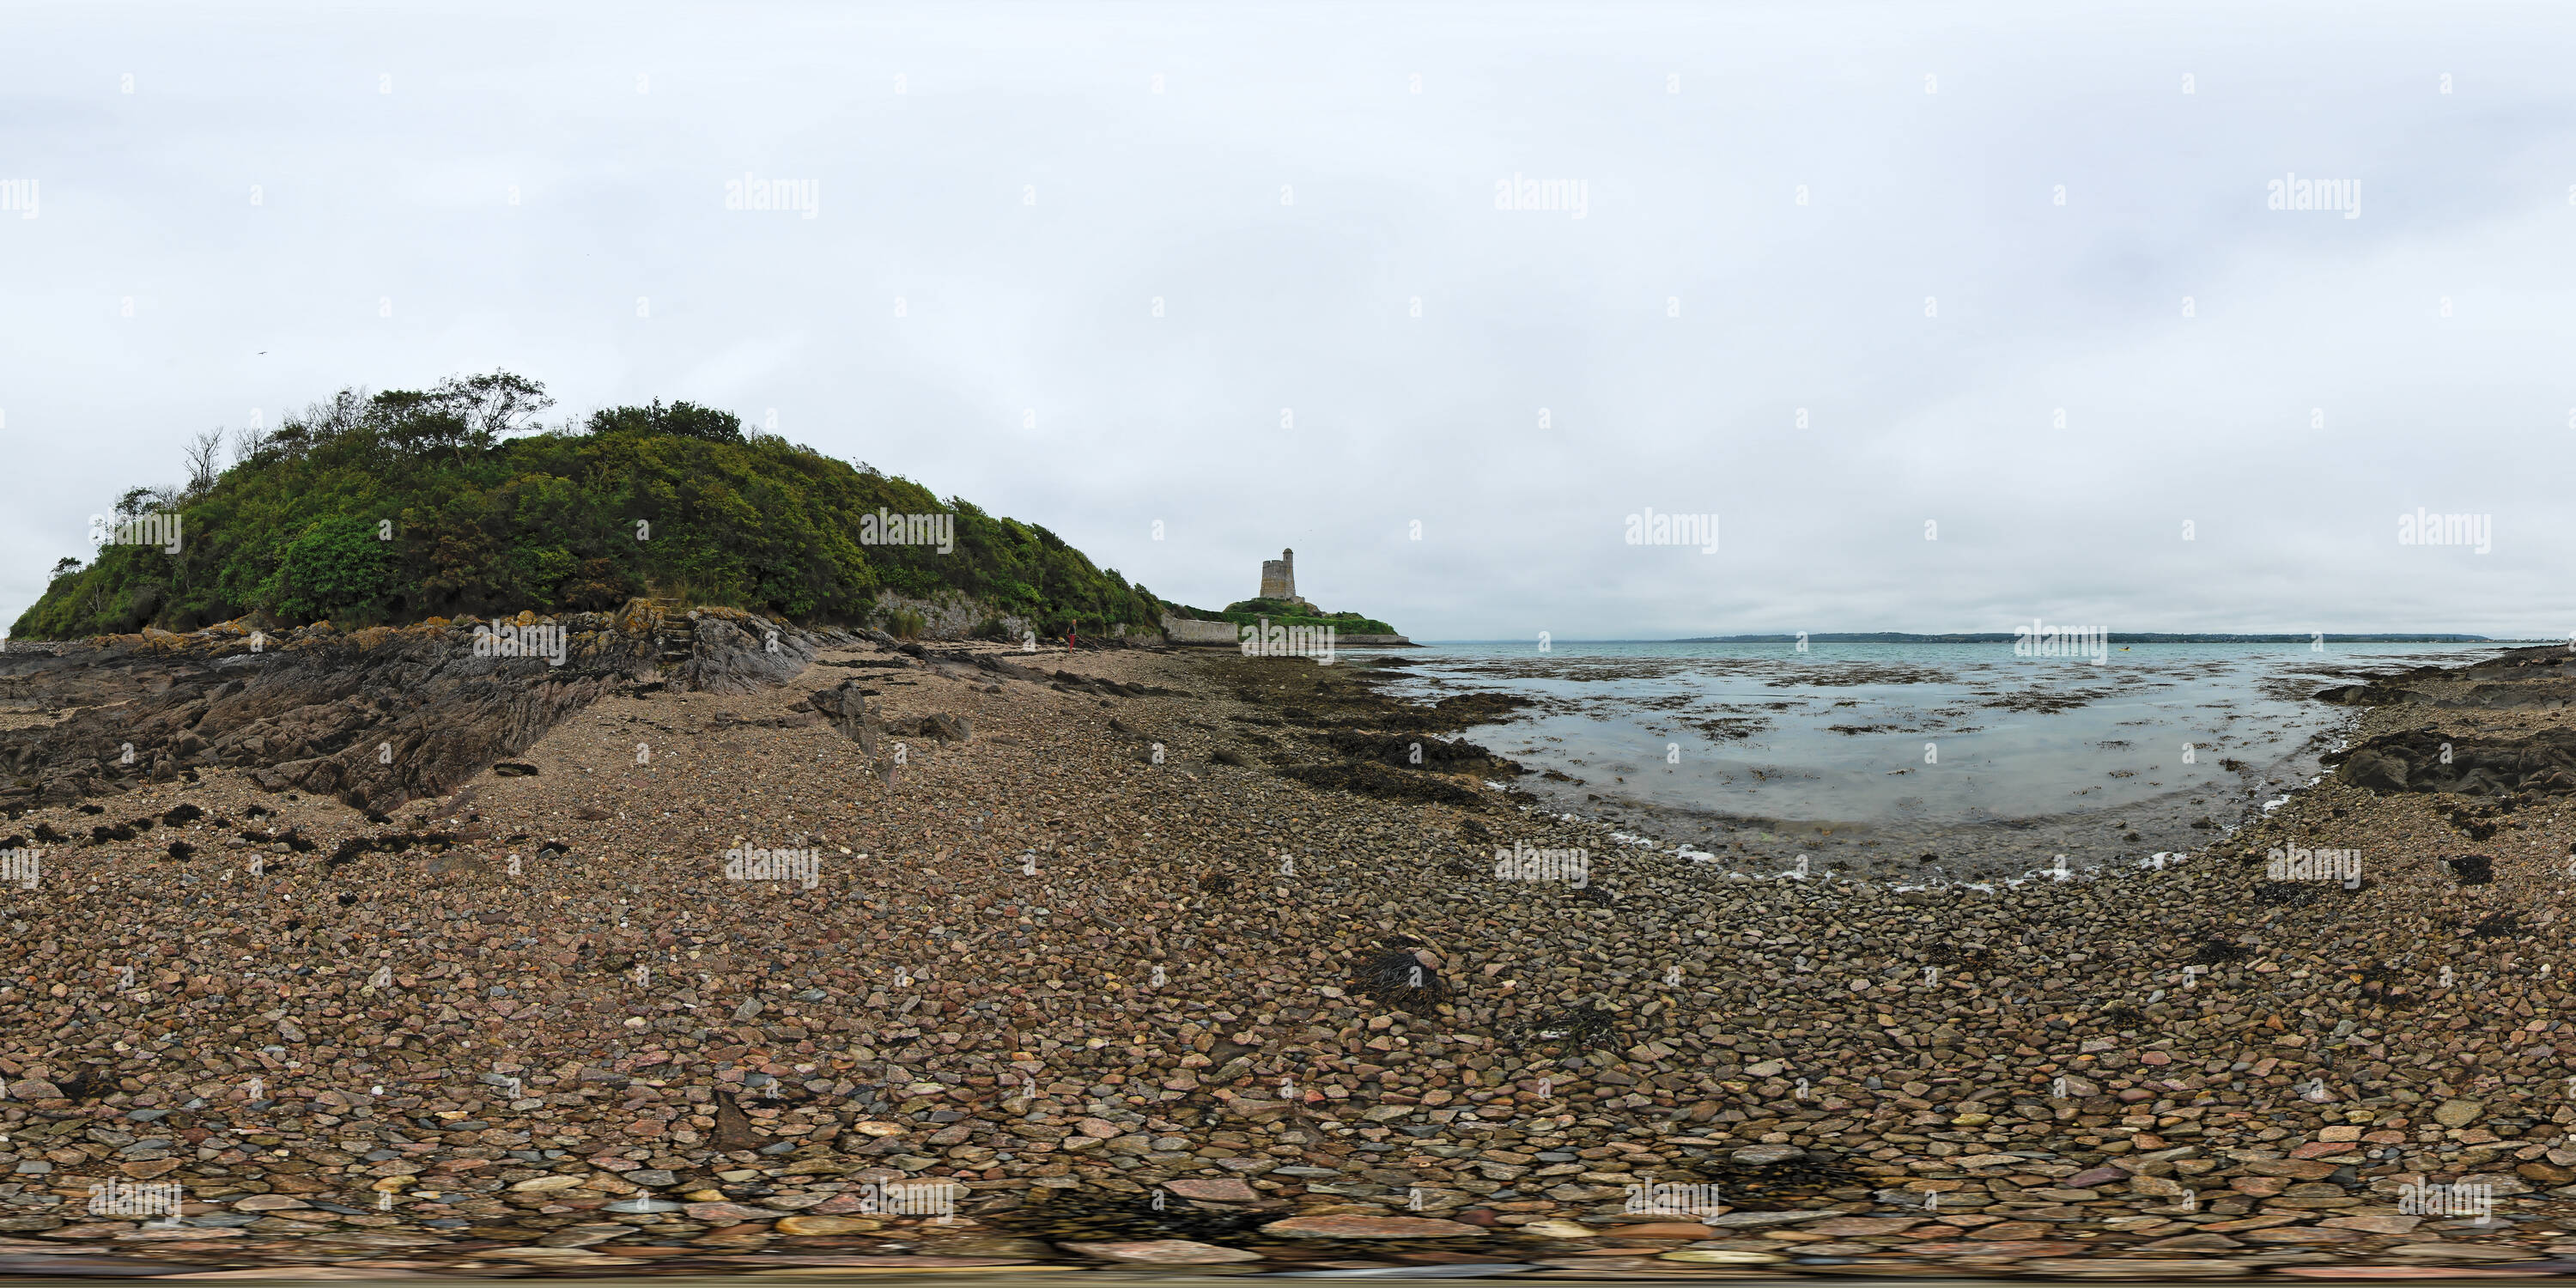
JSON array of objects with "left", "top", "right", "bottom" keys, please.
[
  {"left": 2317, "top": 643, "right": 2576, "bottom": 708},
  {"left": 1321, "top": 730, "right": 1519, "bottom": 776},
  {"left": 0, "top": 603, "right": 845, "bottom": 815},
  {"left": 2317, "top": 646, "right": 2576, "bottom": 799},
  {"left": 2322, "top": 726, "right": 2576, "bottom": 799},
  {"left": 670, "top": 610, "right": 825, "bottom": 694}
]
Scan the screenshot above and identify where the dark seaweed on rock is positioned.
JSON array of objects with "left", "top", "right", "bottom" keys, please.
[
  {"left": 1319, "top": 730, "right": 1518, "bottom": 775},
  {"left": 52, "top": 1066, "right": 106, "bottom": 1103},
  {"left": 2445, "top": 804, "right": 2502, "bottom": 841},
  {"left": 235, "top": 828, "right": 316, "bottom": 853},
  {"left": 2465, "top": 912, "right": 2521, "bottom": 939},
  {"left": 1350, "top": 940, "right": 1449, "bottom": 1012},
  {"left": 2193, "top": 939, "right": 2251, "bottom": 965},
  {"left": 1515, "top": 1001, "right": 1620, "bottom": 1049},
  {"left": 2093, "top": 1005, "right": 2147, "bottom": 1031},
  {"left": 1284, "top": 760, "right": 1485, "bottom": 808},
  {"left": 2253, "top": 881, "right": 2322, "bottom": 907}
]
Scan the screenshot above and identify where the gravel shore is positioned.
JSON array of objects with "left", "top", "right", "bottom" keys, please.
[{"left": 4, "top": 626, "right": 2576, "bottom": 1278}]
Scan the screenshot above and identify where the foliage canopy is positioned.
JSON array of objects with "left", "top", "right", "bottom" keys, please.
[{"left": 12, "top": 373, "right": 1162, "bottom": 640}]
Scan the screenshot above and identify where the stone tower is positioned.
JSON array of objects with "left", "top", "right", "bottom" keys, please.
[{"left": 1258, "top": 549, "right": 1303, "bottom": 604}]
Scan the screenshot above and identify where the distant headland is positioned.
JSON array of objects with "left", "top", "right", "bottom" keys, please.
[{"left": 1159, "top": 549, "right": 1413, "bottom": 647}]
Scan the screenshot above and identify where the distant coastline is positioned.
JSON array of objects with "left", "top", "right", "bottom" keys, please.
[
  {"left": 1405, "top": 633, "right": 2535, "bottom": 645},
  {"left": 1672, "top": 632, "right": 2514, "bottom": 643}
]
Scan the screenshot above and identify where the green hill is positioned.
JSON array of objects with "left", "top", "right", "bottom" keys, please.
[{"left": 11, "top": 372, "right": 1162, "bottom": 641}]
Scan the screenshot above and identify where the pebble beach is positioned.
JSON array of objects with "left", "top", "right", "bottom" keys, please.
[{"left": 3, "top": 623, "right": 2576, "bottom": 1279}]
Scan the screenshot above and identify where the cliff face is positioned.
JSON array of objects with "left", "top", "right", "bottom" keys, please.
[{"left": 0, "top": 601, "right": 840, "bottom": 814}]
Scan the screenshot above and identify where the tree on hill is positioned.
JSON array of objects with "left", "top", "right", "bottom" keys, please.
[{"left": 585, "top": 398, "right": 744, "bottom": 444}]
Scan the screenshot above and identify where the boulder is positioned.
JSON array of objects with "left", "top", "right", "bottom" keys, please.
[{"left": 2340, "top": 748, "right": 2409, "bottom": 793}]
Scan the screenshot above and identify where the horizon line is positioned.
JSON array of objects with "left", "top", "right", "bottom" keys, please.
[{"left": 1400, "top": 632, "right": 2535, "bottom": 644}]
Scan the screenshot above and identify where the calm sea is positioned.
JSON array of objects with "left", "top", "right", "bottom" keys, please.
[{"left": 1376, "top": 641, "right": 2516, "bottom": 879}]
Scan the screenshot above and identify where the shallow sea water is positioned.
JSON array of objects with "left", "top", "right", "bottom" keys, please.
[{"left": 1388, "top": 641, "right": 2513, "bottom": 881}]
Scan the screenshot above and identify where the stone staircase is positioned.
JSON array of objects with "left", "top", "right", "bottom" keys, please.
[
  {"left": 652, "top": 606, "right": 696, "bottom": 673},
  {"left": 617, "top": 598, "right": 697, "bottom": 674}
]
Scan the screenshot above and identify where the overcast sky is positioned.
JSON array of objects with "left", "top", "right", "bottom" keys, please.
[{"left": 6, "top": 1, "right": 2573, "bottom": 641}]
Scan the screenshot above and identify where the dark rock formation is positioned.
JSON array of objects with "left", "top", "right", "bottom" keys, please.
[
  {"left": 0, "top": 602, "right": 847, "bottom": 815},
  {"left": 1320, "top": 730, "right": 1519, "bottom": 776},
  {"left": 2317, "top": 644, "right": 2576, "bottom": 708},
  {"left": 2318, "top": 646, "right": 2576, "bottom": 799},
  {"left": 2321, "top": 726, "right": 2576, "bottom": 799}
]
